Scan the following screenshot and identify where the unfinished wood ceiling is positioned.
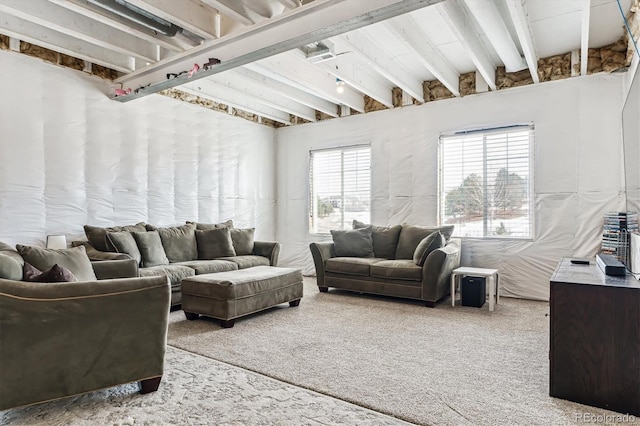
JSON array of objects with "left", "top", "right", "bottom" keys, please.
[{"left": 0, "top": 0, "right": 635, "bottom": 125}]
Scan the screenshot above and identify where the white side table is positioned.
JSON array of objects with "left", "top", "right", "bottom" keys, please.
[{"left": 450, "top": 267, "right": 500, "bottom": 311}]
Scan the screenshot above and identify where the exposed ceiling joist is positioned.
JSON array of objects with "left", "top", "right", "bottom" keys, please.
[
  {"left": 505, "top": 0, "right": 540, "bottom": 84},
  {"left": 240, "top": 65, "right": 338, "bottom": 117},
  {"left": 49, "top": 0, "right": 187, "bottom": 53},
  {"left": 463, "top": 0, "right": 527, "bottom": 72},
  {"left": 124, "top": 0, "right": 219, "bottom": 40},
  {"left": 437, "top": 0, "right": 496, "bottom": 91},
  {"left": 112, "top": 0, "right": 446, "bottom": 102},
  {"left": 200, "top": 0, "right": 257, "bottom": 26},
  {"left": 1, "top": 0, "right": 158, "bottom": 63},
  {"left": 385, "top": 15, "right": 460, "bottom": 97},
  {"left": 0, "top": 12, "right": 133, "bottom": 72},
  {"left": 580, "top": 0, "right": 591, "bottom": 76}
]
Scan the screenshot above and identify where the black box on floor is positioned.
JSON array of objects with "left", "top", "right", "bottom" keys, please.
[{"left": 461, "top": 276, "right": 486, "bottom": 308}]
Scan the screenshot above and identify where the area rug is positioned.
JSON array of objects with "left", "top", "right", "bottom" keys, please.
[
  {"left": 0, "top": 345, "right": 410, "bottom": 425},
  {"left": 167, "top": 278, "right": 637, "bottom": 426}
]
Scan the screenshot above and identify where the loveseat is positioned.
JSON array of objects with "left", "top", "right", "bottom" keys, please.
[
  {"left": 310, "top": 222, "right": 461, "bottom": 307},
  {"left": 0, "top": 242, "right": 170, "bottom": 410},
  {"left": 77, "top": 220, "right": 280, "bottom": 308}
]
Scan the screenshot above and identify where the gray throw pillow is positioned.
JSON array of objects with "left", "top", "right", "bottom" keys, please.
[
  {"left": 84, "top": 222, "right": 147, "bottom": 252},
  {"left": 187, "top": 220, "right": 234, "bottom": 231},
  {"left": 131, "top": 231, "right": 169, "bottom": 267},
  {"left": 330, "top": 227, "right": 374, "bottom": 257},
  {"left": 196, "top": 228, "right": 236, "bottom": 259},
  {"left": 152, "top": 223, "right": 197, "bottom": 262},
  {"left": 413, "top": 231, "right": 445, "bottom": 266},
  {"left": 106, "top": 231, "right": 142, "bottom": 265},
  {"left": 0, "top": 241, "right": 24, "bottom": 280},
  {"left": 16, "top": 245, "right": 97, "bottom": 282},
  {"left": 23, "top": 262, "right": 78, "bottom": 283},
  {"left": 395, "top": 224, "right": 455, "bottom": 260},
  {"left": 230, "top": 228, "right": 255, "bottom": 256},
  {"left": 353, "top": 220, "right": 402, "bottom": 259}
]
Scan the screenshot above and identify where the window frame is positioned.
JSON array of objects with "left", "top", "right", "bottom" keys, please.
[
  {"left": 308, "top": 144, "right": 372, "bottom": 235},
  {"left": 437, "top": 124, "right": 535, "bottom": 240}
]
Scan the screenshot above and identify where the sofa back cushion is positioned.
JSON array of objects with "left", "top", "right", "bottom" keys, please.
[
  {"left": 187, "top": 219, "right": 234, "bottom": 230},
  {"left": 147, "top": 223, "right": 197, "bottom": 263},
  {"left": 353, "top": 220, "right": 401, "bottom": 259},
  {"left": 413, "top": 231, "right": 445, "bottom": 266},
  {"left": 106, "top": 231, "right": 142, "bottom": 265},
  {"left": 196, "top": 228, "right": 236, "bottom": 259},
  {"left": 330, "top": 227, "right": 374, "bottom": 257},
  {"left": 16, "top": 245, "right": 97, "bottom": 282},
  {"left": 229, "top": 228, "right": 255, "bottom": 256},
  {"left": 0, "top": 241, "right": 24, "bottom": 280},
  {"left": 131, "top": 231, "right": 169, "bottom": 267},
  {"left": 395, "top": 225, "right": 454, "bottom": 260},
  {"left": 23, "top": 262, "right": 78, "bottom": 283},
  {"left": 84, "top": 222, "right": 147, "bottom": 252}
]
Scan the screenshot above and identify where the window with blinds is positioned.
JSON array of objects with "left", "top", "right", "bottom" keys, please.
[
  {"left": 439, "top": 125, "right": 534, "bottom": 239},
  {"left": 309, "top": 145, "right": 371, "bottom": 234}
]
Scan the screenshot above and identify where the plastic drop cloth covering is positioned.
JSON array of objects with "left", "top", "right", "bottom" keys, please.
[
  {"left": 0, "top": 52, "right": 276, "bottom": 246},
  {"left": 276, "top": 73, "right": 629, "bottom": 301}
]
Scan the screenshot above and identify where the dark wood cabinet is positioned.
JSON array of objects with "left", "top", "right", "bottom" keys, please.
[{"left": 550, "top": 258, "right": 640, "bottom": 416}]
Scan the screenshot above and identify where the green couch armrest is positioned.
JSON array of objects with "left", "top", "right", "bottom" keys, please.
[
  {"left": 422, "top": 238, "right": 461, "bottom": 304},
  {"left": 309, "top": 241, "right": 336, "bottom": 287},
  {"left": 72, "top": 241, "right": 131, "bottom": 261},
  {"left": 253, "top": 241, "right": 280, "bottom": 266},
  {"left": 91, "top": 258, "right": 139, "bottom": 280}
]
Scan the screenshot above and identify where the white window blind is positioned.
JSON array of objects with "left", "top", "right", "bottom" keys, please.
[
  {"left": 439, "top": 125, "right": 534, "bottom": 239},
  {"left": 309, "top": 145, "right": 371, "bottom": 234}
]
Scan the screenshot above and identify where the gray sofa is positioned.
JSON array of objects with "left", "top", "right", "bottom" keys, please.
[
  {"left": 310, "top": 223, "right": 461, "bottom": 307},
  {"left": 0, "top": 242, "right": 170, "bottom": 410},
  {"left": 78, "top": 221, "right": 280, "bottom": 308}
]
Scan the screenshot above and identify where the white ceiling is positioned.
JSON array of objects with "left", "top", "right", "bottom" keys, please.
[{"left": 0, "top": 0, "right": 634, "bottom": 125}]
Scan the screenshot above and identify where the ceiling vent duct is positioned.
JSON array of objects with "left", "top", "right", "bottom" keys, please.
[{"left": 300, "top": 41, "right": 336, "bottom": 64}]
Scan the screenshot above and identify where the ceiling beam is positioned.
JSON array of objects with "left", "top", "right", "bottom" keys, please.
[
  {"left": 233, "top": 66, "right": 338, "bottom": 117},
  {"left": 0, "top": 12, "right": 133, "bottom": 72},
  {"left": 200, "top": 0, "right": 256, "bottom": 26},
  {"left": 49, "top": 0, "right": 186, "bottom": 52},
  {"left": 111, "top": 0, "right": 446, "bottom": 102},
  {"left": 437, "top": 0, "right": 496, "bottom": 90},
  {"left": 385, "top": 14, "right": 460, "bottom": 97},
  {"left": 333, "top": 29, "right": 425, "bottom": 102},
  {"left": 124, "top": 0, "right": 219, "bottom": 40},
  {"left": 580, "top": 0, "right": 591, "bottom": 76},
  {"left": 463, "top": 0, "right": 527, "bottom": 72},
  {"left": 275, "top": 0, "right": 300, "bottom": 8},
  {"left": 1, "top": 0, "right": 157, "bottom": 63},
  {"left": 505, "top": 0, "right": 540, "bottom": 84}
]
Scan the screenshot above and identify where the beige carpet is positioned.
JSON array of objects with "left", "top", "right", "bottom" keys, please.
[{"left": 167, "top": 277, "right": 638, "bottom": 426}]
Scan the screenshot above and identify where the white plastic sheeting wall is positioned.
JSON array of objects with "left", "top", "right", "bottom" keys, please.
[
  {"left": 276, "top": 73, "right": 627, "bottom": 301},
  {"left": 0, "top": 52, "right": 276, "bottom": 246}
]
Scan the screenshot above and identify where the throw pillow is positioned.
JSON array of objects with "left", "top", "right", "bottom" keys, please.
[
  {"left": 413, "top": 231, "right": 445, "bottom": 266},
  {"left": 131, "top": 231, "right": 169, "bottom": 267},
  {"left": 151, "top": 223, "right": 197, "bottom": 262},
  {"left": 353, "top": 220, "right": 402, "bottom": 259},
  {"left": 15, "top": 245, "right": 97, "bottom": 282},
  {"left": 330, "top": 227, "right": 374, "bottom": 257},
  {"left": 106, "top": 231, "right": 142, "bottom": 265},
  {"left": 23, "top": 262, "right": 78, "bottom": 283},
  {"left": 230, "top": 228, "right": 255, "bottom": 256},
  {"left": 84, "top": 222, "right": 147, "bottom": 252},
  {"left": 395, "top": 224, "right": 455, "bottom": 260},
  {"left": 195, "top": 228, "right": 236, "bottom": 259},
  {"left": 187, "top": 219, "right": 234, "bottom": 231},
  {"left": 0, "top": 241, "right": 24, "bottom": 280}
]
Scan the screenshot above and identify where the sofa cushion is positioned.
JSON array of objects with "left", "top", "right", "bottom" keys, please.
[
  {"left": 152, "top": 223, "right": 197, "bottom": 263},
  {"left": 188, "top": 219, "right": 234, "bottom": 230},
  {"left": 218, "top": 255, "right": 270, "bottom": 269},
  {"left": 0, "top": 242, "right": 24, "bottom": 280},
  {"left": 106, "top": 231, "right": 141, "bottom": 265},
  {"left": 413, "top": 231, "right": 445, "bottom": 266},
  {"left": 84, "top": 222, "right": 147, "bottom": 252},
  {"left": 353, "top": 220, "right": 402, "bottom": 259},
  {"left": 175, "top": 260, "right": 238, "bottom": 275},
  {"left": 395, "top": 224, "right": 454, "bottom": 260},
  {"left": 330, "top": 227, "right": 374, "bottom": 257},
  {"left": 132, "top": 231, "right": 169, "bottom": 267},
  {"left": 16, "top": 245, "right": 97, "bottom": 282},
  {"left": 23, "top": 262, "right": 78, "bottom": 283},
  {"left": 196, "top": 228, "right": 236, "bottom": 259},
  {"left": 230, "top": 228, "right": 255, "bottom": 256},
  {"left": 370, "top": 260, "right": 422, "bottom": 281},
  {"left": 138, "top": 264, "right": 195, "bottom": 286},
  {"left": 325, "top": 257, "right": 383, "bottom": 276}
]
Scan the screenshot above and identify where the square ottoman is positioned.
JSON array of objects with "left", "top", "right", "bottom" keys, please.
[{"left": 181, "top": 266, "right": 303, "bottom": 328}]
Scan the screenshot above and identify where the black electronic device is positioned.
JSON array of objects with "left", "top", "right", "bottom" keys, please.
[
  {"left": 461, "top": 276, "right": 486, "bottom": 308},
  {"left": 570, "top": 259, "right": 590, "bottom": 265},
  {"left": 595, "top": 253, "right": 626, "bottom": 276}
]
